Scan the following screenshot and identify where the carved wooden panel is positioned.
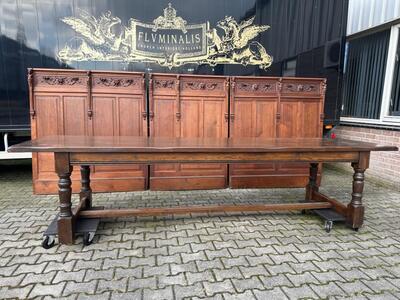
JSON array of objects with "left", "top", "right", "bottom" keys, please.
[
  {"left": 30, "top": 69, "right": 146, "bottom": 194},
  {"left": 229, "top": 76, "right": 326, "bottom": 188},
  {"left": 32, "top": 92, "right": 88, "bottom": 194},
  {"left": 149, "top": 74, "right": 229, "bottom": 190},
  {"left": 229, "top": 77, "right": 278, "bottom": 187},
  {"left": 32, "top": 72, "right": 88, "bottom": 93},
  {"left": 30, "top": 69, "right": 326, "bottom": 193},
  {"left": 275, "top": 78, "right": 325, "bottom": 185}
]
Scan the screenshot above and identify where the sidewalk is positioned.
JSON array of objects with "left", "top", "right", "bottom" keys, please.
[{"left": 0, "top": 161, "right": 399, "bottom": 299}]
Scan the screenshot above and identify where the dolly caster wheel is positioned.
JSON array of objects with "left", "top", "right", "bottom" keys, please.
[
  {"left": 324, "top": 221, "right": 333, "bottom": 233},
  {"left": 83, "top": 232, "right": 95, "bottom": 246},
  {"left": 42, "top": 235, "right": 55, "bottom": 249},
  {"left": 301, "top": 209, "right": 306, "bottom": 215}
]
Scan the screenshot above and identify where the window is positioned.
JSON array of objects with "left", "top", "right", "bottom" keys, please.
[
  {"left": 282, "top": 58, "right": 296, "bottom": 77},
  {"left": 341, "top": 24, "right": 400, "bottom": 126},
  {"left": 389, "top": 31, "right": 400, "bottom": 116},
  {"left": 341, "top": 30, "right": 390, "bottom": 119}
]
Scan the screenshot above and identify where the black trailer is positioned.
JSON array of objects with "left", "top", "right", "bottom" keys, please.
[{"left": 0, "top": 0, "right": 348, "bottom": 158}]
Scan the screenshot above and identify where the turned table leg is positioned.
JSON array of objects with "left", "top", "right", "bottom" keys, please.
[
  {"left": 55, "top": 153, "right": 75, "bottom": 245},
  {"left": 347, "top": 162, "right": 366, "bottom": 229},
  {"left": 305, "top": 163, "right": 319, "bottom": 201},
  {"left": 80, "top": 165, "right": 92, "bottom": 209}
]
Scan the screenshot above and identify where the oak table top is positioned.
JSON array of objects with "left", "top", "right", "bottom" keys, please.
[{"left": 8, "top": 136, "right": 398, "bottom": 153}]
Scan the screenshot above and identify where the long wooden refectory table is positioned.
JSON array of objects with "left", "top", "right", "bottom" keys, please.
[{"left": 9, "top": 136, "right": 398, "bottom": 246}]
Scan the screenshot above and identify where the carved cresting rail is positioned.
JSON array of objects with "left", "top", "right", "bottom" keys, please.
[{"left": 29, "top": 68, "right": 147, "bottom": 194}]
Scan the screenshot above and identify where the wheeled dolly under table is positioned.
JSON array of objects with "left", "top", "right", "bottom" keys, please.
[
  {"left": 314, "top": 208, "right": 347, "bottom": 233},
  {"left": 302, "top": 207, "right": 347, "bottom": 233},
  {"left": 42, "top": 211, "right": 101, "bottom": 249},
  {"left": 41, "top": 205, "right": 350, "bottom": 248}
]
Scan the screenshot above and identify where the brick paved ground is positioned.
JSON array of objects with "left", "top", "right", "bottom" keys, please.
[{"left": 0, "top": 160, "right": 400, "bottom": 299}]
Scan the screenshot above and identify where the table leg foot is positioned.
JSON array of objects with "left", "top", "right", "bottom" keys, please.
[
  {"left": 346, "top": 162, "right": 366, "bottom": 230},
  {"left": 57, "top": 217, "right": 75, "bottom": 245},
  {"left": 55, "top": 153, "right": 75, "bottom": 245}
]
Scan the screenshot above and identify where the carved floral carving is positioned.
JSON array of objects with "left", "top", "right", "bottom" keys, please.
[
  {"left": 183, "top": 82, "right": 220, "bottom": 90},
  {"left": 283, "top": 83, "right": 317, "bottom": 93},
  {"left": 38, "top": 76, "right": 84, "bottom": 86},
  {"left": 237, "top": 82, "right": 274, "bottom": 92},
  {"left": 93, "top": 77, "right": 136, "bottom": 87},
  {"left": 154, "top": 79, "right": 175, "bottom": 89}
]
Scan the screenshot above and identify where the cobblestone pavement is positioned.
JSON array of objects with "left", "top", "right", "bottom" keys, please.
[{"left": 1, "top": 161, "right": 400, "bottom": 299}]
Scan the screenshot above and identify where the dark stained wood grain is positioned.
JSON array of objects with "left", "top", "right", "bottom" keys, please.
[
  {"left": 54, "top": 152, "right": 75, "bottom": 244},
  {"left": 305, "top": 163, "right": 319, "bottom": 201},
  {"left": 347, "top": 153, "right": 369, "bottom": 229},
  {"left": 311, "top": 190, "right": 348, "bottom": 216},
  {"left": 9, "top": 136, "right": 398, "bottom": 153},
  {"left": 149, "top": 74, "right": 229, "bottom": 190},
  {"left": 229, "top": 76, "right": 279, "bottom": 188},
  {"left": 68, "top": 151, "right": 360, "bottom": 164},
  {"left": 29, "top": 69, "right": 147, "bottom": 194},
  {"left": 229, "top": 76, "right": 326, "bottom": 188},
  {"left": 79, "top": 165, "right": 92, "bottom": 209},
  {"left": 79, "top": 202, "right": 333, "bottom": 218}
]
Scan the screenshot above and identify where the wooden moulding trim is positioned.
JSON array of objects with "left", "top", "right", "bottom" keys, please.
[
  {"left": 311, "top": 190, "right": 347, "bottom": 216},
  {"left": 224, "top": 78, "right": 229, "bottom": 124},
  {"left": 232, "top": 75, "right": 327, "bottom": 82},
  {"left": 230, "top": 77, "right": 236, "bottom": 122},
  {"left": 69, "top": 152, "right": 360, "bottom": 164},
  {"left": 233, "top": 95, "right": 280, "bottom": 99},
  {"left": 141, "top": 74, "right": 147, "bottom": 122},
  {"left": 79, "top": 201, "right": 332, "bottom": 218},
  {"left": 86, "top": 71, "right": 93, "bottom": 119},
  {"left": 149, "top": 76, "right": 154, "bottom": 122},
  {"left": 28, "top": 68, "right": 35, "bottom": 118},
  {"left": 175, "top": 75, "right": 181, "bottom": 122},
  {"left": 30, "top": 68, "right": 145, "bottom": 76},
  {"left": 150, "top": 72, "right": 229, "bottom": 79},
  {"left": 279, "top": 96, "right": 323, "bottom": 101}
]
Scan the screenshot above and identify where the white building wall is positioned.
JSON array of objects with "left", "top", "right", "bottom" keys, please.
[{"left": 347, "top": 0, "right": 400, "bottom": 35}]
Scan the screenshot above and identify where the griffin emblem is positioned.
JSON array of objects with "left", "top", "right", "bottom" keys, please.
[
  {"left": 206, "top": 16, "right": 272, "bottom": 69},
  {"left": 58, "top": 5, "right": 273, "bottom": 70}
]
